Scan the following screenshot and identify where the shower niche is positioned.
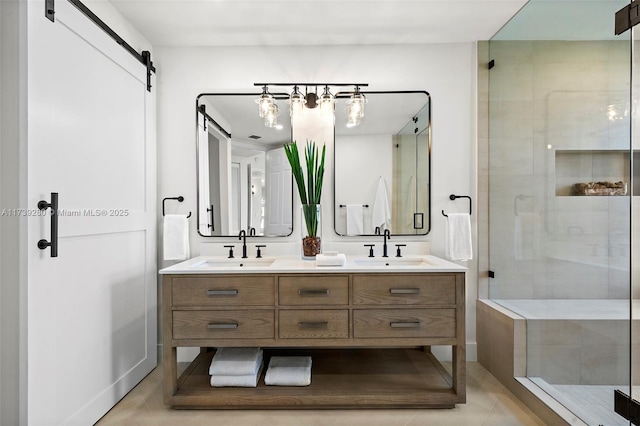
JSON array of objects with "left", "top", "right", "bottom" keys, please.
[{"left": 554, "top": 150, "right": 630, "bottom": 196}]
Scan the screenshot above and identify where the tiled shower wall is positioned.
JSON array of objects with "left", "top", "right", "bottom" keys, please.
[{"left": 488, "top": 40, "right": 631, "bottom": 300}]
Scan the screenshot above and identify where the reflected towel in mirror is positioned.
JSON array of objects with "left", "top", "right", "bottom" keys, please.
[
  {"left": 372, "top": 176, "right": 391, "bottom": 232},
  {"left": 514, "top": 213, "right": 539, "bottom": 261},
  {"left": 346, "top": 204, "right": 364, "bottom": 235}
]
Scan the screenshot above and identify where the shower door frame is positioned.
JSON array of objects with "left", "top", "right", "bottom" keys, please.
[{"left": 614, "top": 1, "right": 639, "bottom": 424}]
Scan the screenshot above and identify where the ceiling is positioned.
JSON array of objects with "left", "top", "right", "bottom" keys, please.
[{"left": 108, "top": 0, "right": 530, "bottom": 47}]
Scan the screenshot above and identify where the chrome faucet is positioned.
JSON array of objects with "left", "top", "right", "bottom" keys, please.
[
  {"left": 238, "top": 230, "right": 248, "bottom": 258},
  {"left": 382, "top": 229, "right": 391, "bottom": 257}
]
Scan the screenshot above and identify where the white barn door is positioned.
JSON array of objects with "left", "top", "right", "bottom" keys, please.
[{"left": 27, "top": 1, "right": 156, "bottom": 424}]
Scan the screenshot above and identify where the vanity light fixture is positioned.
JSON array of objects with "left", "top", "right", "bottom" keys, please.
[
  {"left": 319, "top": 85, "right": 335, "bottom": 116},
  {"left": 289, "top": 85, "right": 305, "bottom": 117},
  {"left": 346, "top": 86, "right": 367, "bottom": 128},
  {"left": 304, "top": 86, "right": 318, "bottom": 109},
  {"left": 255, "top": 82, "right": 368, "bottom": 127},
  {"left": 256, "top": 85, "right": 275, "bottom": 118}
]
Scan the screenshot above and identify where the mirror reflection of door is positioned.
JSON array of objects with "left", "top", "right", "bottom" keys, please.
[
  {"left": 208, "top": 131, "right": 224, "bottom": 235},
  {"left": 264, "top": 147, "right": 293, "bottom": 236},
  {"left": 197, "top": 117, "right": 227, "bottom": 236},
  {"left": 196, "top": 94, "right": 293, "bottom": 237},
  {"left": 230, "top": 162, "right": 241, "bottom": 234},
  {"left": 393, "top": 102, "right": 430, "bottom": 235}
]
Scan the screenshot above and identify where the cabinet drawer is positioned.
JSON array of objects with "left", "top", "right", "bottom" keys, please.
[
  {"left": 279, "top": 276, "right": 348, "bottom": 306},
  {"left": 173, "top": 310, "right": 275, "bottom": 339},
  {"left": 353, "top": 274, "right": 456, "bottom": 305},
  {"left": 279, "top": 310, "right": 348, "bottom": 339},
  {"left": 353, "top": 309, "right": 455, "bottom": 338},
  {"left": 171, "top": 276, "right": 275, "bottom": 307}
]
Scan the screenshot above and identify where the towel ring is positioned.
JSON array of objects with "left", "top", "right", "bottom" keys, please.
[
  {"left": 442, "top": 194, "right": 472, "bottom": 217},
  {"left": 162, "top": 196, "right": 191, "bottom": 218}
]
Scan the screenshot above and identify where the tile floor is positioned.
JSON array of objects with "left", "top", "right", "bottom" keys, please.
[{"left": 96, "top": 362, "right": 546, "bottom": 426}]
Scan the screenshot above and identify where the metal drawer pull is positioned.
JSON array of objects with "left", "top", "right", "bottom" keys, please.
[
  {"left": 207, "top": 289, "right": 238, "bottom": 296},
  {"left": 298, "top": 289, "right": 330, "bottom": 296},
  {"left": 390, "top": 288, "right": 420, "bottom": 294},
  {"left": 207, "top": 323, "right": 239, "bottom": 329},
  {"left": 390, "top": 321, "right": 421, "bottom": 328},
  {"left": 298, "top": 321, "right": 329, "bottom": 330}
]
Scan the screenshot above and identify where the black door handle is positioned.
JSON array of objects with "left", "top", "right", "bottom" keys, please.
[
  {"left": 207, "top": 204, "right": 214, "bottom": 231},
  {"left": 37, "top": 192, "right": 58, "bottom": 257}
]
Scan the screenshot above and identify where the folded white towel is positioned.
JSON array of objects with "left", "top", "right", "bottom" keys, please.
[
  {"left": 210, "top": 362, "right": 263, "bottom": 388},
  {"left": 372, "top": 176, "right": 391, "bottom": 232},
  {"left": 346, "top": 204, "right": 364, "bottom": 235},
  {"left": 209, "top": 347, "right": 263, "bottom": 376},
  {"left": 163, "top": 214, "right": 190, "bottom": 261},
  {"left": 265, "top": 356, "right": 312, "bottom": 386},
  {"left": 315, "top": 253, "right": 347, "bottom": 267},
  {"left": 445, "top": 213, "right": 473, "bottom": 261}
]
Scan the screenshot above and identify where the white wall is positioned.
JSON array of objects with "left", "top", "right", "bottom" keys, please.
[
  {"left": 155, "top": 43, "right": 479, "bottom": 360},
  {"left": 1, "top": 1, "right": 28, "bottom": 424}
]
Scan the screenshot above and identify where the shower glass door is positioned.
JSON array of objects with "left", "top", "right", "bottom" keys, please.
[
  {"left": 632, "top": 9, "right": 639, "bottom": 424},
  {"left": 488, "top": 0, "right": 634, "bottom": 423}
]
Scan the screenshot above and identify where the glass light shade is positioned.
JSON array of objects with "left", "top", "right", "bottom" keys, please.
[
  {"left": 319, "top": 86, "right": 334, "bottom": 116},
  {"left": 264, "top": 103, "right": 280, "bottom": 128},
  {"left": 346, "top": 115, "right": 361, "bottom": 128},
  {"left": 347, "top": 92, "right": 367, "bottom": 118},
  {"left": 289, "top": 89, "right": 305, "bottom": 117},
  {"left": 257, "top": 93, "right": 274, "bottom": 118}
]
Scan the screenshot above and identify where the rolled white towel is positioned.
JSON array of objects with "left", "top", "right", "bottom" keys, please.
[
  {"left": 315, "top": 253, "right": 346, "bottom": 267},
  {"left": 209, "top": 347, "right": 263, "bottom": 376},
  {"left": 265, "top": 356, "right": 312, "bottom": 386}
]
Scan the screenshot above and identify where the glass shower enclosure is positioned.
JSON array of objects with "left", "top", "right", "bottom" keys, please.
[{"left": 487, "top": 0, "right": 637, "bottom": 424}]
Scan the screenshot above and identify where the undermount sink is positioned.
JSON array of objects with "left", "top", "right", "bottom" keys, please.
[
  {"left": 352, "top": 257, "right": 435, "bottom": 267},
  {"left": 192, "top": 258, "right": 275, "bottom": 268}
]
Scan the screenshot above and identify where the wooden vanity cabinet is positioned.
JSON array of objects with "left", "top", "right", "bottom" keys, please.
[{"left": 163, "top": 271, "right": 465, "bottom": 409}]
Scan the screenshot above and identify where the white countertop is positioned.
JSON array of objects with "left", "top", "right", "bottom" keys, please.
[{"left": 159, "top": 254, "right": 466, "bottom": 274}]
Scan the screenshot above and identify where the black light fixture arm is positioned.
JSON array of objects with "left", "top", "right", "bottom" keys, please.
[{"left": 254, "top": 83, "right": 368, "bottom": 88}]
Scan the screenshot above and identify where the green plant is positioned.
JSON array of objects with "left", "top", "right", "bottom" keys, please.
[{"left": 283, "top": 140, "right": 326, "bottom": 237}]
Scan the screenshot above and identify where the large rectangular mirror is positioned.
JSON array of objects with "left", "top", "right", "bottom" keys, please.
[
  {"left": 334, "top": 91, "right": 431, "bottom": 236},
  {"left": 196, "top": 93, "right": 293, "bottom": 237}
]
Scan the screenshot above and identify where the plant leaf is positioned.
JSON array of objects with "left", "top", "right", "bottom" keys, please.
[{"left": 283, "top": 139, "right": 325, "bottom": 236}]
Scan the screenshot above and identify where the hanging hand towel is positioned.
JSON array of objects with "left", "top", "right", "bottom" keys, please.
[
  {"left": 163, "top": 214, "right": 190, "bottom": 261},
  {"left": 372, "top": 176, "right": 391, "bottom": 232},
  {"left": 346, "top": 204, "right": 364, "bottom": 235},
  {"left": 445, "top": 213, "right": 473, "bottom": 261}
]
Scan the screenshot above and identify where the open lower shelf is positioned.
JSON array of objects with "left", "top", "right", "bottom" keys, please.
[{"left": 170, "top": 348, "right": 461, "bottom": 409}]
